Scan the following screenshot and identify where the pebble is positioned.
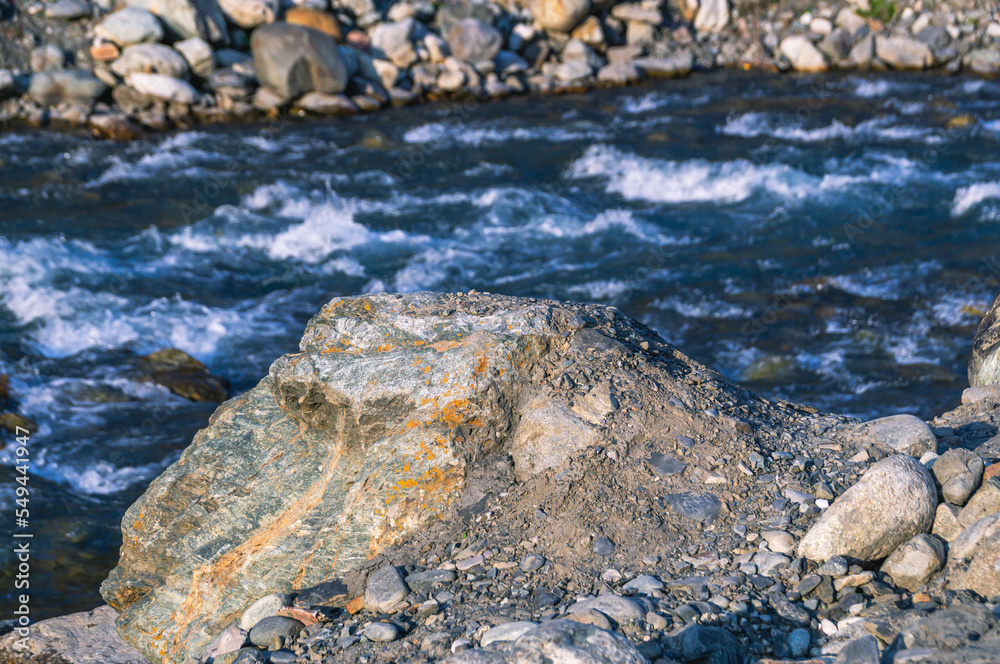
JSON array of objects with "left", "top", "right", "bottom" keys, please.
[
  {"left": 479, "top": 621, "right": 536, "bottom": 647},
  {"left": 456, "top": 554, "right": 484, "bottom": 571},
  {"left": 787, "top": 627, "right": 811, "bottom": 657},
  {"left": 593, "top": 536, "right": 616, "bottom": 556},
  {"left": 622, "top": 574, "right": 665, "bottom": 595},
  {"left": 762, "top": 530, "right": 795, "bottom": 554},
  {"left": 364, "top": 622, "right": 398, "bottom": 642},
  {"left": 519, "top": 554, "right": 545, "bottom": 571}
]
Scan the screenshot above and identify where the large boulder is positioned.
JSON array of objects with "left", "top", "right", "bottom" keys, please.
[
  {"left": 798, "top": 455, "right": 937, "bottom": 562},
  {"left": 531, "top": 0, "right": 591, "bottom": 33},
  {"left": 779, "top": 35, "right": 827, "bottom": 72},
  {"left": 111, "top": 43, "right": 190, "bottom": 79},
  {"left": 0, "top": 606, "right": 147, "bottom": 664},
  {"left": 875, "top": 35, "right": 934, "bottom": 69},
  {"left": 445, "top": 18, "right": 503, "bottom": 63},
  {"left": 101, "top": 292, "right": 798, "bottom": 663},
  {"left": 125, "top": 0, "right": 229, "bottom": 43},
  {"left": 251, "top": 22, "right": 348, "bottom": 98},
  {"left": 28, "top": 69, "right": 106, "bottom": 106},
  {"left": 970, "top": 294, "right": 1000, "bottom": 387}
]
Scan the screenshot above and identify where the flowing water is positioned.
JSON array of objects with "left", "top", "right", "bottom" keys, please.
[{"left": 2, "top": 70, "right": 1000, "bottom": 618}]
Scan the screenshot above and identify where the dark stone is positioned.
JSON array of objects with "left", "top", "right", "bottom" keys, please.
[
  {"left": 661, "top": 624, "right": 740, "bottom": 664},
  {"left": 294, "top": 579, "right": 349, "bottom": 608},
  {"left": 768, "top": 593, "right": 810, "bottom": 627},
  {"left": 646, "top": 452, "right": 687, "bottom": 478},
  {"left": 663, "top": 492, "right": 721, "bottom": 523},
  {"left": 593, "top": 536, "right": 616, "bottom": 556},
  {"left": 405, "top": 569, "right": 458, "bottom": 593},
  {"left": 833, "top": 635, "right": 879, "bottom": 664},
  {"left": 138, "top": 348, "right": 230, "bottom": 402},
  {"left": 247, "top": 617, "right": 304, "bottom": 648}
]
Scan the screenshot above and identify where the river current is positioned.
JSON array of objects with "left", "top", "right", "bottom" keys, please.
[{"left": 2, "top": 70, "right": 1000, "bottom": 616}]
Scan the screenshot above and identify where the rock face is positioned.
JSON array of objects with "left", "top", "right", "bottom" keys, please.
[
  {"left": 797, "top": 455, "right": 937, "bottom": 562},
  {"left": 0, "top": 605, "right": 147, "bottom": 664},
  {"left": 970, "top": 294, "right": 1000, "bottom": 387},
  {"left": 251, "top": 23, "right": 349, "bottom": 99}
]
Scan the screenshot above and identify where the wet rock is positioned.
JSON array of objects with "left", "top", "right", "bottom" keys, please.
[
  {"left": 693, "top": 0, "right": 728, "bottom": 34},
  {"left": 95, "top": 7, "right": 164, "bottom": 46},
  {"left": 633, "top": 50, "right": 693, "bottom": 78},
  {"left": 780, "top": 35, "right": 827, "bottom": 72},
  {"left": 284, "top": 7, "right": 342, "bottom": 41},
  {"left": 247, "top": 617, "right": 303, "bottom": 648},
  {"left": 862, "top": 414, "right": 937, "bottom": 458},
  {"left": 445, "top": 18, "right": 502, "bottom": 64},
  {"left": 239, "top": 593, "right": 293, "bottom": 631},
  {"left": 875, "top": 35, "right": 934, "bottom": 70},
  {"left": 879, "top": 533, "right": 946, "bottom": 591},
  {"left": 125, "top": 0, "right": 229, "bottom": 43},
  {"left": 112, "top": 43, "right": 190, "bottom": 79},
  {"left": 138, "top": 348, "right": 229, "bottom": 401},
  {"left": 251, "top": 23, "right": 348, "bottom": 98},
  {"left": 28, "top": 69, "right": 106, "bottom": 106},
  {"left": 365, "top": 566, "right": 410, "bottom": 613},
  {"left": 0, "top": 605, "right": 147, "bottom": 664},
  {"left": 218, "top": 0, "right": 275, "bottom": 29},
  {"left": 531, "top": 0, "right": 590, "bottom": 33},
  {"left": 798, "top": 455, "right": 937, "bottom": 562},
  {"left": 932, "top": 449, "right": 984, "bottom": 506}
]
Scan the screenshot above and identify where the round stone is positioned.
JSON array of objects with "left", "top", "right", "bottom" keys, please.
[
  {"left": 364, "top": 622, "right": 398, "bottom": 642},
  {"left": 248, "top": 617, "right": 304, "bottom": 649}
]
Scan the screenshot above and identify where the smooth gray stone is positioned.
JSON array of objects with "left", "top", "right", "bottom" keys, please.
[
  {"left": 247, "top": 617, "right": 303, "bottom": 649},
  {"left": 664, "top": 492, "right": 722, "bottom": 522}
]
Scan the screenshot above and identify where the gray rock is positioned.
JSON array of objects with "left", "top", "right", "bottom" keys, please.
[
  {"left": 405, "top": 569, "right": 457, "bottom": 592},
  {"left": 45, "top": 0, "right": 91, "bottom": 19},
  {"left": 530, "top": 0, "right": 590, "bottom": 33},
  {"left": 768, "top": 593, "right": 809, "bottom": 627},
  {"left": 365, "top": 566, "right": 410, "bottom": 613},
  {"left": 818, "top": 28, "right": 852, "bottom": 60},
  {"left": 0, "top": 69, "right": 16, "bottom": 100},
  {"left": 593, "top": 535, "right": 616, "bottom": 556},
  {"left": 817, "top": 556, "right": 849, "bottom": 576},
  {"left": 597, "top": 61, "right": 641, "bottom": 85},
  {"left": 95, "top": 7, "right": 164, "bottom": 46},
  {"left": 295, "top": 92, "right": 357, "bottom": 115},
  {"left": 519, "top": 554, "right": 545, "bottom": 572},
  {"left": 569, "top": 595, "right": 645, "bottom": 622},
  {"left": 661, "top": 624, "right": 740, "bottom": 664},
  {"left": 174, "top": 37, "right": 215, "bottom": 78},
  {"left": 862, "top": 414, "right": 937, "bottom": 457},
  {"left": 753, "top": 551, "right": 790, "bottom": 577},
  {"left": 780, "top": 35, "right": 827, "bottom": 72},
  {"left": 848, "top": 33, "right": 875, "bottom": 67},
  {"left": 958, "top": 477, "right": 1000, "bottom": 528},
  {"left": 112, "top": 43, "right": 190, "bottom": 79},
  {"left": 971, "top": 294, "right": 1000, "bottom": 387},
  {"left": 798, "top": 456, "right": 937, "bottom": 562},
  {"left": 555, "top": 58, "right": 592, "bottom": 82},
  {"left": 932, "top": 502, "right": 964, "bottom": 542},
  {"left": 901, "top": 605, "right": 997, "bottom": 650},
  {"left": 201, "top": 625, "right": 248, "bottom": 661},
  {"left": 364, "top": 622, "right": 398, "bottom": 642},
  {"left": 125, "top": 0, "right": 228, "bottom": 43},
  {"left": 833, "top": 635, "right": 879, "bottom": 664},
  {"left": 693, "top": 0, "right": 728, "bottom": 34},
  {"left": 217, "top": 0, "right": 275, "bottom": 29},
  {"left": 965, "top": 49, "right": 1000, "bottom": 76},
  {"left": 947, "top": 513, "right": 1000, "bottom": 598},
  {"left": 664, "top": 492, "right": 721, "bottom": 523},
  {"left": 622, "top": 574, "right": 664, "bottom": 595},
  {"left": 28, "top": 69, "right": 106, "bottom": 106},
  {"left": 31, "top": 45, "right": 65, "bottom": 72},
  {"left": 762, "top": 530, "right": 795, "bottom": 554},
  {"left": 126, "top": 72, "right": 200, "bottom": 103},
  {"left": 251, "top": 23, "right": 348, "bottom": 98},
  {"left": 480, "top": 622, "right": 537, "bottom": 647},
  {"left": 445, "top": 18, "right": 502, "bottom": 63},
  {"left": 875, "top": 35, "right": 934, "bottom": 70},
  {"left": 239, "top": 593, "right": 293, "bottom": 631},
  {"left": 508, "top": 620, "right": 646, "bottom": 663},
  {"left": 0, "top": 606, "right": 147, "bottom": 664},
  {"left": 788, "top": 627, "right": 810, "bottom": 658},
  {"left": 962, "top": 386, "right": 1000, "bottom": 405},
  {"left": 933, "top": 449, "right": 985, "bottom": 506},
  {"left": 371, "top": 18, "right": 419, "bottom": 59},
  {"left": 879, "top": 533, "right": 946, "bottom": 591},
  {"left": 632, "top": 50, "right": 693, "bottom": 78},
  {"left": 646, "top": 452, "right": 686, "bottom": 478},
  {"left": 247, "top": 617, "right": 303, "bottom": 649},
  {"left": 294, "top": 579, "right": 347, "bottom": 608}
]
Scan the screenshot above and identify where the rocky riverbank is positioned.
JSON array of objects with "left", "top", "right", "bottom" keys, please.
[
  {"left": 0, "top": 0, "right": 998, "bottom": 135},
  {"left": 6, "top": 291, "right": 1000, "bottom": 664}
]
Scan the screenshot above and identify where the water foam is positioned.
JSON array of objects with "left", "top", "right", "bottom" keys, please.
[{"left": 952, "top": 182, "right": 1000, "bottom": 217}]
